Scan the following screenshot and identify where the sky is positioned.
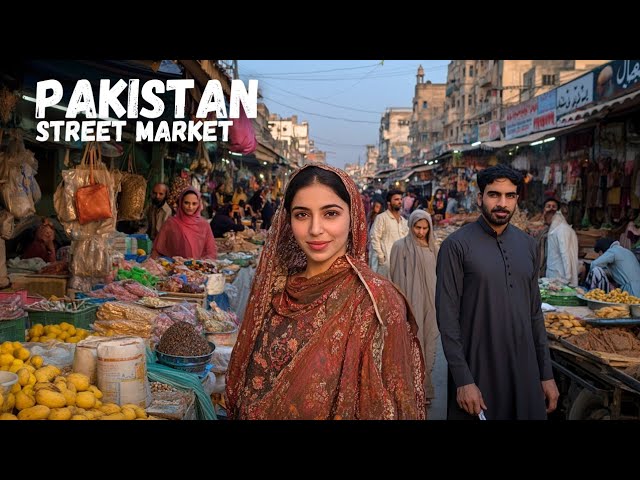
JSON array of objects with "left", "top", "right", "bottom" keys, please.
[{"left": 238, "top": 60, "right": 450, "bottom": 169}]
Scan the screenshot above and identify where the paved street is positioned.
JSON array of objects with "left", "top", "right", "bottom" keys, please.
[{"left": 427, "top": 335, "right": 448, "bottom": 420}]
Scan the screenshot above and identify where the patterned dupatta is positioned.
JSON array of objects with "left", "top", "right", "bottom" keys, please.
[{"left": 226, "top": 163, "right": 425, "bottom": 419}]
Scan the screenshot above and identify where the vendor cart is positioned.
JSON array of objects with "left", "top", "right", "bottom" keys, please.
[{"left": 548, "top": 333, "right": 640, "bottom": 420}]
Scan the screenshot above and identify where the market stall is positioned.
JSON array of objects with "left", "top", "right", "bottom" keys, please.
[{"left": 541, "top": 287, "right": 640, "bottom": 419}]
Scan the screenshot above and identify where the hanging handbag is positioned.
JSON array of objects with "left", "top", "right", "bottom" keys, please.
[{"left": 75, "top": 144, "right": 113, "bottom": 225}]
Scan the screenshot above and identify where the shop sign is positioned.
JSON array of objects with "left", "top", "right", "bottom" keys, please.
[
  {"left": 593, "top": 60, "right": 640, "bottom": 102},
  {"left": 470, "top": 124, "right": 479, "bottom": 143},
  {"left": 556, "top": 73, "right": 594, "bottom": 116},
  {"left": 505, "top": 98, "right": 537, "bottom": 139},
  {"left": 537, "top": 90, "right": 556, "bottom": 114},
  {"left": 531, "top": 90, "right": 556, "bottom": 132},
  {"left": 533, "top": 110, "right": 556, "bottom": 131},
  {"left": 478, "top": 121, "right": 501, "bottom": 141}
]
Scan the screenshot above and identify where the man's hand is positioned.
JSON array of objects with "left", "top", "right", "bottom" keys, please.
[
  {"left": 456, "top": 383, "right": 487, "bottom": 416},
  {"left": 378, "top": 256, "right": 385, "bottom": 265},
  {"left": 541, "top": 379, "right": 559, "bottom": 413}
]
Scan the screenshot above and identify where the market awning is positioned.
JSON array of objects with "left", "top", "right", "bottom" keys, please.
[
  {"left": 373, "top": 169, "right": 395, "bottom": 179},
  {"left": 557, "top": 88, "right": 640, "bottom": 125},
  {"left": 482, "top": 122, "right": 587, "bottom": 149},
  {"left": 254, "top": 142, "right": 279, "bottom": 164},
  {"left": 412, "top": 163, "right": 439, "bottom": 173},
  {"left": 396, "top": 169, "right": 415, "bottom": 182}
]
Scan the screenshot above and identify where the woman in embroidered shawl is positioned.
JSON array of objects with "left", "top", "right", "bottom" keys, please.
[
  {"left": 151, "top": 187, "right": 217, "bottom": 260},
  {"left": 390, "top": 210, "right": 438, "bottom": 405},
  {"left": 226, "top": 164, "right": 425, "bottom": 420}
]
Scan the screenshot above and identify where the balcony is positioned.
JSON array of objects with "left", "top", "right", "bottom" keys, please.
[
  {"left": 445, "top": 82, "right": 460, "bottom": 97},
  {"left": 477, "top": 70, "right": 493, "bottom": 87},
  {"left": 444, "top": 110, "right": 460, "bottom": 125}
]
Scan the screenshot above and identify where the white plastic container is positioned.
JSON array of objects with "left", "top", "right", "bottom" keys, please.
[{"left": 97, "top": 336, "right": 150, "bottom": 407}]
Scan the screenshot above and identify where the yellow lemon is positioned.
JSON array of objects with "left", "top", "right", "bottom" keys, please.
[{"left": 30, "top": 355, "right": 43, "bottom": 369}]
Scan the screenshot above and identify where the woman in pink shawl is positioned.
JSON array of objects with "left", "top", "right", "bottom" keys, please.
[{"left": 151, "top": 187, "right": 217, "bottom": 260}]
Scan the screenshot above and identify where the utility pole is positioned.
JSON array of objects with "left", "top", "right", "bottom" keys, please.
[{"left": 233, "top": 60, "right": 239, "bottom": 80}]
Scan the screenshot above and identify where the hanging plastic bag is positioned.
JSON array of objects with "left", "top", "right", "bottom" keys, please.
[
  {"left": 0, "top": 209, "right": 13, "bottom": 240},
  {"left": 0, "top": 134, "right": 36, "bottom": 219},
  {"left": 70, "top": 235, "right": 112, "bottom": 277}
]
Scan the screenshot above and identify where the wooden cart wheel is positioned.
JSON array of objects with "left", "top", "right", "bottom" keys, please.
[{"left": 567, "top": 388, "right": 611, "bottom": 420}]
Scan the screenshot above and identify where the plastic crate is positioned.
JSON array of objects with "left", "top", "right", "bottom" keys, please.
[
  {"left": 130, "top": 234, "right": 152, "bottom": 254},
  {"left": 27, "top": 306, "right": 98, "bottom": 330},
  {"left": 0, "top": 316, "right": 27, "bottom": 342}
]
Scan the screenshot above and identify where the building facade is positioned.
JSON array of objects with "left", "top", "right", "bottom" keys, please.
[
  {"left": 409, "top": 65, "right": 446, "bottom": 163},
  {"left": 442, "top": 60, "right": 610, "bottom": 145},
  {"left": 378, "top": 107, "right": 412, "bottom": 170}
]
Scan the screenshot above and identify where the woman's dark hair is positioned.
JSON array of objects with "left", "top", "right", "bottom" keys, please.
[
  {"left": 594, "top": 237, "right": 615, "bottom": 254},
  {"left": 543, "top": 197, "right": 560, "bottom": 210},
  {"left": 368, "top": 200, "right": 385, "bottom": 225},
  {"left": 284, "top": 167, "right": 350, "bottom": 213},
  {"left": 477, "top": 164, "right": 524, "bottom": 194}
]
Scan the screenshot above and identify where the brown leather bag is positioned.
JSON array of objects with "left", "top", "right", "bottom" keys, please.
[{"left": 75, "top": 145, "right": 113, "bottom": 225}]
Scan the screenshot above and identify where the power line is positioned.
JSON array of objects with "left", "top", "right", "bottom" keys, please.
[
  {"left": 258, "top": 79, "right": 382, "bottom": 114},
  {"left": 242, "top": 63, "right": 448, "bottom": 79},
  {"left": 318, "top": 63, "right": 383, "bottom": 99},
  {"left": 313, "top": 140, "right": 368, "bottom": 149},
  {"left": 240, "top": 62, "right": 383, "bottom": 75},
  {"left": 263, "top": 96, "right": 380, "bottom": 124}
]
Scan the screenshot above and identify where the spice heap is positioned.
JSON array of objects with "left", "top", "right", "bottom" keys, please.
[{"left": 157, "top": 321, "right": 211, "bottom": 357}]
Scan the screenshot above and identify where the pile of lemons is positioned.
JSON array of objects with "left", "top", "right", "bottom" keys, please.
[
  {"left": 27, "top": 322, "right": 90, "bottom": 343},
  {"left": 0, "top": 342, "right": 148, "bottom": 420}
]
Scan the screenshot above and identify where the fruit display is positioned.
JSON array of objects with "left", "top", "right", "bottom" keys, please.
[
  {"left": 544, "top": 312, "right": 589, "bottom": 338},
  {"left": 584, "top": 288, "right": 640, "bottom": 305},
  {"left": 26, "top": 323, "right": 90, "bottom": 343},
  {"left": 0, "top": 341, "right": 148, "bottom": 420}
]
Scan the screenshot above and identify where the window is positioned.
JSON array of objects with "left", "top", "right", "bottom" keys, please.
[
  {"left": 283, "top": 127, "right": 287, "bottom": 132},
  {"left": 423, "top": 101, "right": 428, "bottom": 109},
  {"left": 542, "top": 74, "right": 556, "bottom": 86},
  {"left": 421, "top": 134, "right": 429, "bottom": 142},
  {"left": 469, "top": 65, "right": 474, "bottom": 77},
  {"left": 456, "top": 100, "right": 460, "bottom": 108},
  {"left": 462, "top": 67, "right": 466, "bottom": 77}
]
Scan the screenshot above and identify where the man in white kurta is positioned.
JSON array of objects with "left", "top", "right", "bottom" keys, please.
[
  {"left": 546, "top": 211, "right": 579, "bottom": 286},
  {"left": 370, "top": 190, "right": 408, "bottom": 277}
]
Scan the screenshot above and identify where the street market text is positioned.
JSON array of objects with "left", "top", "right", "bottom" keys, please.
[{"left": 33, "top": 78, "right": 258, "bottom": 142}]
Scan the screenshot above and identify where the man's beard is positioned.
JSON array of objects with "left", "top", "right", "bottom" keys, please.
[
  {"left": 392, "top": 204, "right": 402, "bottom": 212},
  {"left": 481, "top": 202, "right": 514, "bottom": 226},
  {"left": 152, "top": 198, "right": 166, "bottom": 208}
]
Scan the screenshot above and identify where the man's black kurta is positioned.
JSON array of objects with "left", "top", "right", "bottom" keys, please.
[{"left": 435, "top": 216, "right": 553, "bottom": 420}]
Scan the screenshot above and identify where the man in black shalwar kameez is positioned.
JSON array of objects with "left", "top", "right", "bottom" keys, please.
[{"left": 435, "top": 165, "right": 559, "bottom": 420}]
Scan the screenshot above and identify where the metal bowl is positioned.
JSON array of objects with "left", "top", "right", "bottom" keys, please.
[
  {"left": 576, "top": 294, "right": 629, "bottom": 311},
  {"left": 205, "top": 325, "right": 239, "bottom": 348},
  {"left": 155, "top": 342, "right": 216, "bottom": 375}
]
